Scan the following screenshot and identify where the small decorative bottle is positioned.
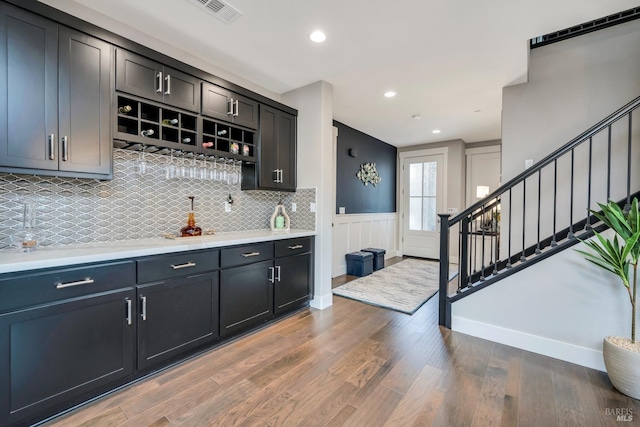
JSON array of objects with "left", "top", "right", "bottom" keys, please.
[{"left": 180, "top": 196, "right": 203, "bottom": 237}]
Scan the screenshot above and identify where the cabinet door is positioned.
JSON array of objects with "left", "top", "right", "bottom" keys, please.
[
  {"left": 58, "top": 27, "right": 112, "bottom": 175},
  {"left": 233, "top": 93, "right": 258, "bottom": 130},
  {"left": 0, "top": 4, "right": 58, "bottom": 171},
  {"left": 258, "top": 104, "right": 279, "bottom": 189},
  {"left": 163, "top": 66, "right": 200, "bottom": 113},
  {"left": 220, "top": 260, "right": 273, "bottom": 337},
  {"left": 116, "top": 49, "right": 163, "bottom": 104},
  {"left": 275, "top": 253, "right": 311, "bottom": 315},
  {"left": 277, "top": 110, "right": 296, "bottom": 190},
  {"left": 0, "top": 289, "right": 135, "bottom": 426},
  {"left": 201, "top": 82, "right": 232, "bottom": 122},
  {"left": 137, "top": 273, "right": 218, "bottom": 370}
]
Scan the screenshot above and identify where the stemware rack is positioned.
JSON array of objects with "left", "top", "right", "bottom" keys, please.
[{"left": 114, "top": 94, "right": 257, "bottom": 162}]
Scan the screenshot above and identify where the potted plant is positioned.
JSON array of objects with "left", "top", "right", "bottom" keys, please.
[{"left": 577, "top": 197, "right": 640, "bottom": 399}]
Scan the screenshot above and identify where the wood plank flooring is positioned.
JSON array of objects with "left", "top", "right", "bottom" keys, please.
[{"left": 44, "top": 258, "right": 640, "bottom": 427}]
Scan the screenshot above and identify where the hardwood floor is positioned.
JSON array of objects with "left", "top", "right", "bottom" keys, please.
[{"left": 44, "top": 260, "right": 640, "bottom": 426}]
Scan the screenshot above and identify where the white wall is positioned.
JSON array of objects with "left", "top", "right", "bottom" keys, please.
[
  {"left": 452, "top": 230, "right": 630, "bottom": 372},
  {"left": 332, "top": 213, "right": 399, "bottom": 277},
  {"left": 283, "top": 81, "right": 334, "bottom": 309}
]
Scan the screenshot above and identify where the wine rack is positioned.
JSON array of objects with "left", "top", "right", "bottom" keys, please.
[{"left": 114, "top": 95, "right": 256, "bottom": 161}]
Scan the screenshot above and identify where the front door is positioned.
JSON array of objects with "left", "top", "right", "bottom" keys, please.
[{"left": 402, "top": 153, "right": 445, "bottom": 259}]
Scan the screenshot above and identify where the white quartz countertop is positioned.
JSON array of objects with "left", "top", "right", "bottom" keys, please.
[{"left": 0, "top": 229, "right": 316, "bottom": 274}]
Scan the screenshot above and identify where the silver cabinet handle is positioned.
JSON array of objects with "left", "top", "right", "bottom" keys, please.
[
  {"left": 269, "top": 266, "right": 275, "bottom": 283},
  {"left": 62, "top": 136, "right": 68, "bottom": 161},
  {"left": 55, "top": 278, "right": 94, "bottom": 289},
  {"left": 273, "top": 170, "right": 279, "bottom": 183},
  {"left": 227, "top": 98, "right": 234, "bottom": 116},
  {"left": 170, "top": 262, "right": 196, "bottom": 269},
  {"left": 165, "top": 74, "right": 171, "bottom": 95},
  {"left": 126, "top": 298, "right": 132, "bottom": 325},
  {"left": 288, "top": 245, "right": 303, "bottom": 250},
  {"left": 141, "top": 296, "right": 147, "bottom": 321},
  {"left": 241, "top": 252, "right": 260, "bottom": 258},
  {"left": 156, "top": 71, "right": 163, "bottom": 93},
  {"left": 276, "top": 265, "right": 281, "bottom": 282},
  {"left": 49, "top": 134, "right": 55, "bottom": 160},
  {"left": 279, "top": 169, "right": 284, "bottom": 183},
  {"left": 233, "top": 99, "right": 239, "bottom": 117}
]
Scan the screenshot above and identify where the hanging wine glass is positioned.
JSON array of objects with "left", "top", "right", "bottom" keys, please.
[
  {"left": 165, "top": 149, "right": 177, "bottom": 180},
  {"left": 134, "top": 145, "right": 147, "bottom": 175}
]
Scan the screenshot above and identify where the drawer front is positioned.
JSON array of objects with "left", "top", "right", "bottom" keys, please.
[
  {"left": 137, "top": 250, "right": 219, "bottom": 284},
  {"left": 0, "top": 261, "right": 136, "bottom": 313},
  {"left": 275, "top": 237, "right": 312, "bottom": 258},
  {"left": 220, "top": 242, "right": 273, "bottom": 268}
]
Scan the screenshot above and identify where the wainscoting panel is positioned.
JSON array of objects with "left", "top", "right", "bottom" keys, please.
[{"left": 332, "top": 213, "right": 399, "bottom": 277}]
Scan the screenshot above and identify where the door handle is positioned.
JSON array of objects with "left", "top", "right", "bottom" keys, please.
[
  {"left": 55, "top": 278, "right": 94, "bottom": 289},
  {"left": 268, "top": 266, "right": 275, "bottom": 283},
  {"left": 228, "top": 98, "right": 234, "bottom": 116},
  {"left": 170, "top": 262, "right": 196, "bottom": 269},
  {"left": 165, "top": 74, "right": 171, "bottom": 95},
  {"left": 156, "top": 71, "right": 163, "bottom": 93},
  {"left": 288, "top": 245, "right": 303, "bottom": 250},
  {"left": 241, "top": 252, "right": 260, "bottom": 258},
  {"left": 126, "top": 298, "right": 132, "bottom": 325},
  {"left": 273, "top": 170, "right": 279, "bottom": 183},
  {"left": 279, "top": 169, "right": 284, "bottom": 183},
  {"left": 48, "top": 134, "right": 55, "bottom": 160},
  {"left": 61, "top": 136, "right": 68, "bottom": 161},
  {"left": 141, "top": 296, "right": 147, "bottom": 321},
  {"left": 276, "top": 265, "right": 281, "bottom": 282},
  {"left": 233, "top": 99, "right": 239, "bottom": 117}
]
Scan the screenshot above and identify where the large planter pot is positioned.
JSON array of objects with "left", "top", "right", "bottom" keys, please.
[{"left": 603, "top": 336, "right": 640, "bottom": 400}]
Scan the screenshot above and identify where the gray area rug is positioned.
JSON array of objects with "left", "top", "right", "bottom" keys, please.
[{"left": 333, "top": 258, "right": 456, "bottom": 314}]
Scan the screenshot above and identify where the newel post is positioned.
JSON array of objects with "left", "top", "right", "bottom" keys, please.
[{"left": 438, "top": 213, "right": 451, "bottom": 328}]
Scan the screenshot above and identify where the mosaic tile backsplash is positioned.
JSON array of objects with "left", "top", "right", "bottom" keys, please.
[{"left": 0, "top": 149, "right": 316, "bottom": 250}]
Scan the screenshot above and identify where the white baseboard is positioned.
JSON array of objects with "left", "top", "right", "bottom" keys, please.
[
  {"left": 310, "top": 293, "right": 333, "bottom": 310},
  {"left": 452, "top": 316, "right": 606, "bottom": 372}
]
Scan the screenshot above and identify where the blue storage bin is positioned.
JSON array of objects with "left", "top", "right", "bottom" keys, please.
[
  {"left": 346, "top": 251, "right": 374, "bottom": 277},
  {"left": 361, "top": 248, "right": 386, "bottom": 271}
]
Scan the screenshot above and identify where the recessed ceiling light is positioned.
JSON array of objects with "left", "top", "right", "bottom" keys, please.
[
  {"left": 474, "top": 109, "right": 481, "bottom": 113},
  {"left": 411, "top": 114, "right": 422, "bottom": 120},
  {"left": 432, "top": 129, "right": 441, "bottom": 134},
  {"left": 384, "top": 91, "right": 396, "bottom": 98},
  {"left": 309, "top": 31, "right": 326, "bottom": 43}
]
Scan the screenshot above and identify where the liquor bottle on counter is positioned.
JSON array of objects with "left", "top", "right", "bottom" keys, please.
[{"left": 180, "top": 196, "right": 202, "bottom": 237}]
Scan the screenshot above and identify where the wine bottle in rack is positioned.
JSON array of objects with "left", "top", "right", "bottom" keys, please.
[
  {"left": 162, "top": 118, "right": 179, "bottom": 125},
  {"left": 202, "top": 142, "right": 214, "bottom": 148},
  {"left": 182, "top": 137, "right": 192, "bottom": 143},
  {"left": 217, "top": 129, "right": 227, "bottom": 136},
  {"left": 118, "top": 105, "right": 132, "bottom": 114}
]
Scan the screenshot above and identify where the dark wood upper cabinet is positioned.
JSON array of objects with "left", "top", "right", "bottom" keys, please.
[
  {"left": 116, "top": 49, "right": 200, "bottom": 113},
  {"left": 244, "top": 104, "right": 296, "bottom": 191},
  {"left": 0, "top": 4, "right": 112, "bottom": 178},
  {"left": 201, "top": 82, "right": 258, "bottom": 130}
]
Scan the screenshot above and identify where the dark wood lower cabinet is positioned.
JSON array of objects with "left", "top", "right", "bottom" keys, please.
[
  {"left": 220, "top": 259, "right": 273, "bottom": 337},
  {"left": 137, "top": 273, "right": 219, "bottom": 370},
  {"left": 0, "top": 288, "right": 135, "bottom": 427},
  {"left": 275, "top": 253, "right": 311, "bottom": 315}
]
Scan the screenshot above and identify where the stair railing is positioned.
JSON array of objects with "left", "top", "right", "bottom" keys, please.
[{"left": 439, "top": 95, "right": 640, "bottom": 328}]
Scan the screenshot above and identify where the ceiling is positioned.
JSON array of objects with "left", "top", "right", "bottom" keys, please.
[{"left": 42, "top": 0, "right": 637, "bottom": 147}]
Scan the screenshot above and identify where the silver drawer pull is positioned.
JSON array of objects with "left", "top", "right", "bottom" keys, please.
[
  {"left": 171, "top": 262, "right": 196, "bottom": 269},
  {"left": 126, "top": 298, "right": 132, "bottom": 325},
  {"left": 55, "top": 278, "right": 94, "bottom": 289},
  {"left": 241, "top": 252, "right": 260, "bottom": 258},
  {"left": 288, "top": 245, "right": 303, "bottom": 250}
]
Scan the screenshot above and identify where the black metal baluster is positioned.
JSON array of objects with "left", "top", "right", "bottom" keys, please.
[
  {"left": 551, "top": 159, "right": 558, "bottom": 247},
  {"left": 438, "top": 214, "right": 450, "bottom": 327},
  {"left": 507, "top": 188, "right": 513, "bottom": 268},
  {"left": 569, "top": 149, "right": 575, "bottom": 239},
  {"left": 536, "top": 170, "right": 541, "bottom": 254},
  {"left": 626, "top": 112, "right": 632, "bottom": 211},
  {"left": 493, "top": 197, "right": 500, "bottom": 275},
  {"left": 481, "top": 203, "right": 486, "bottom": 280},
  {"left": 607, "top": 125, "right": 612, "bottom": 201},
  {"left": 586, "top": 137, "right": 593, "bottom": 230},
  {"left": 521, "top": 180, "right": 526, "bottom": 263}
]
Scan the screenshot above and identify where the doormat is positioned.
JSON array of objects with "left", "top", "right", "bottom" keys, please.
[{"left": 333, "top": 258, "right": 457, "bottom": 314}]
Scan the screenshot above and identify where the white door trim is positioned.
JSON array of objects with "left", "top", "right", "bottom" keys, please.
[
  {"left": 398, "top": 147, "right": 448, "bottom": 257},
  {"left": 465, "top": 145, "right": 501, "bottom": 207}
]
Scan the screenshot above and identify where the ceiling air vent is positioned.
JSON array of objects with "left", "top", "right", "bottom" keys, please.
[{"left": 189, "top": 0, "right": 242, "bottom": 24}]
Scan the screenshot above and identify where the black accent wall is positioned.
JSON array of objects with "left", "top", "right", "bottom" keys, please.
[{"left": 334, "top": 121, "right": 397, "bottom": 214}]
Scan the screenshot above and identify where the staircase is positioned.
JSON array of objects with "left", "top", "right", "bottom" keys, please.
[{"left": 438, "top": 95, "right": 640, "bottom": 328}]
